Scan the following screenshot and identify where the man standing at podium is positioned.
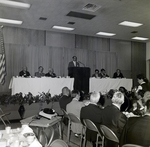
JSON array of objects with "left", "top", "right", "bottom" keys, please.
[{"left": 68, "top": 56, "right": 80, "bottom": 68}]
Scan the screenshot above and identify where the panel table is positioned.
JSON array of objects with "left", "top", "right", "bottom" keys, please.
[
  {"left": 90, "top": 78, "right": 132, "bottom": 93},
  {"left": 9, "top": 77, "right": 74, "bottom": 96}
]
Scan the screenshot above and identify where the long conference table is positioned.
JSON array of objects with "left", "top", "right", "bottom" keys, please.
[
  {"left": 9, "top": 77, "right": 133, "bottom": 96},
  {"left": 90, "top": 78, "right": 133, "bottom": 93},
  {"left": 9, "top": 77, "right": 74, "bottom": 96}
]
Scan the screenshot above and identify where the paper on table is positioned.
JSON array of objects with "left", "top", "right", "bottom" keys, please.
[{"left": 21, "top": 125, "right": 33, "bottom": 135}]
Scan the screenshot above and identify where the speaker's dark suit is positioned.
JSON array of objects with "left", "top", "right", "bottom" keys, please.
[
  {"left": 68, "top": 61, "right": 80, "bottom": 68},
  {"left": 120, "top": 115, "right": 150, "bottom": 147},
  {"left": 80, "top": 104, "right": 103, "bottom": 142}
]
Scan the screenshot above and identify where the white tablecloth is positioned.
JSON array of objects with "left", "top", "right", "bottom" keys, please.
[
  {"left": 9, "top": 77, "right": 74, "bottom": 96},
  {"left": 90, "top": 78, "right": 133, "bottom": 93}
]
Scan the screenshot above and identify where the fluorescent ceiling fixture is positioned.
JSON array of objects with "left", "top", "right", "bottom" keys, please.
[
  {"left": 132, "top": 37, "right": 149, "bottom": 41},
  {"left": 0, "top": 18, "right": 22, "bottom": 25},
  {"left": 96, "top": 32, "right": 116, "bottom": 36},
  {"left": 0, "top": 0, "right": 30, "bottom": 9},
  {"left": 52, "top": 26, "right": 75, "bottom": 31},
  {"left": 119, "top": 21, "right": 143, "bottom": 27}
]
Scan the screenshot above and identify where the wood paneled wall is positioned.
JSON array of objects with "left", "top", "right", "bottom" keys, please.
[{"left": 0, "top": 26, "right": 146, "bottom": 93}]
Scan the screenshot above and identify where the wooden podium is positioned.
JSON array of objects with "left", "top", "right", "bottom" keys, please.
[{"left": 68, "top": 67, "right": 91, "bottom": 94}]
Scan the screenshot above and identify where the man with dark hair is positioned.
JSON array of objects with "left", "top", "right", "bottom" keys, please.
[
  {"left": 92, "top": 69, "right": 101, "bottom": 78},
  {"left": 120, "top": 99, "right": 150, "bottom": 146},
  {"left": 68, "top": 56, "right": 80, "bottom": 68},
  {"left": 59, "top": 87, "right": 71, "bottom": 111},
  {"left": 99, "top": 68, "right": 109, "bottom": 78}
]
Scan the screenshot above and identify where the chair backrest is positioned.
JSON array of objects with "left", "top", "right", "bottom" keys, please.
[
  {"left": 68, "top": 113, "right": 81, "bottom": 124},
  {"left": 44, "top": 126, "right": 55, "bottom": 147},
  {"left": 100, "top": 125, "right": 119, "bottom": 143},
  {"left": 61, "top": 109, "right": 68, "bottom": 118},
  {"left": 50, "top": 139, "right": 68, "bottom": 147},
  {"left": 122, "top": 144, "right": 143, "bottom": 147},
  {"left": 83, "top": 119, "right": 101, "bottom": 135},
  {"left": 38, "top": 129, "right": 47, "bottom": 147}
]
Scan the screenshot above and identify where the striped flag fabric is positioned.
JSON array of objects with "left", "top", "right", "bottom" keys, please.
[{"left": 0, "top": 27, "right": 6, "bottom": 85}]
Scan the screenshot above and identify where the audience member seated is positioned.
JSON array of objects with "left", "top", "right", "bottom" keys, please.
[
  {"left": 101, "top": 91, "right": 127, "bottom": 147},
  {"left": 35, "top": 66, "right": 45, "bottom": 77},
  {"left": 45, "top": 68, "right": 56, "bottom": 78},
  {"left": 66, "top": 90, "right": 85, "bottom": 136},
  {"left": 59, "top": 87, "right": 71, "bottom": 111},
  {"left": 80, "top": 92, "right": 103, "bottom": 147},
  {"left": 120, "top": 99, "right": 150, "bottom": 147},
  {"left": 103, "top": 89, "right": 117, "bottom": 107},
  {"left": 99, "top": 68, "right": 109, "bottom": 78},
  {"left": 92, "top": 69, "right": 101, "bottom": 78},
  {"left": 128, "top": 90, "right": 145, "bottom": 116},
  {"left": 19, "top": 66, "right": 30, "bottom": 77},
  {"left": 119, "top": 86, "right": 130, "bottom": 112},
  {"left": 133, "top": 74, "right": 150, "bottom": 94},
  {"left": 113, "top": 69, "right": 124, "bottom": 78}
]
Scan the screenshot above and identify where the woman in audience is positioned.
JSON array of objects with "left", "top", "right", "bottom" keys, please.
[{"left": 35, "top": 66, "right": 45, "bottom": 77}]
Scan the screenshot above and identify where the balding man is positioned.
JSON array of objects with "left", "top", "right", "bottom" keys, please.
[{"left": 80, "top": 92, "right": 103, "bottom": 146}]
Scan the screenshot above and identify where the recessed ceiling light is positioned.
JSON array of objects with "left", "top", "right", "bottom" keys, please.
[
  {"left": 132, "top": 37, "right": 149, "bottom": 41},
  {"left": 0, "top": 18, "right": 22, "bottom": 25},
  {"left": 119, "top": 21, "right": 143, "bottom": 27},
  {"left": 0, "top": 0, "right": 30, "bottom": 9},
  {"left": 52, "top": 26, "right": 75, "bottom": 31},
  {"left": 96, "top": 32, "right": 116, "bottom": 36}
]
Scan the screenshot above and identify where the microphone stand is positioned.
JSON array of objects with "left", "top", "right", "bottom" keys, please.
[{"left": 78, "top": 61, "right": 85, "bottom": 67}]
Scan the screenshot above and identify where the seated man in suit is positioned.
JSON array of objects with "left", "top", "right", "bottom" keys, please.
[
  {"left": 59, "top": 87, "right": 71, "bottom": 111},
  {"left": 120, "top": 99, "right": 150, "bottom": 146},
  {"left": 19, "top": 66, "right": 30, "bottom": 77},
  {"left": 92, "top": 69, "right": 101, "bottom": 78},
  {"left": 101, "top": 91, "right": 127, "bottom": 147},
  {"left": 66, "top": 90, "right": 85, "bottom": 136},
  {"left": 45, "top": 67, "right": 56, "bottom": 78},
  {"left": 99, "top": 68, "right": 109, "bottom": 78},
  {"left": 80, "top": 92, "right": 103, "bottom": 147}
]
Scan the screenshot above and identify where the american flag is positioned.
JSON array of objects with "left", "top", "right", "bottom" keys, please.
[{"left": 0, "top": 27, "right": 6, "bottom": 85}]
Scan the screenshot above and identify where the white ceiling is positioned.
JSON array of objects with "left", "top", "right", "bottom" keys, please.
[{"left": 0, "top": 0, "right": 150, "bottom": 42}]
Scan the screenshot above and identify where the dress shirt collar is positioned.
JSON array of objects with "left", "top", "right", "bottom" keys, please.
[{"left": 112, "top": 103, "right": 120, "bottom": 110}]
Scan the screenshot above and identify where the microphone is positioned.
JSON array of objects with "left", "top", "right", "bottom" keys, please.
[{"left": 78, "top": 61, "right": 85, "bottom": 67}]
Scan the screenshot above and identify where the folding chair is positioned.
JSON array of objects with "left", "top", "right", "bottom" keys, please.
[
  {"left": 83, "top": 119, "right": 103, "bottom": 147},
  {"left": 100, "top": 125, "right": 119, "bottom": 147},
  {"left": 0, "top": 108, "right": 11, "bottom": 127},
  {"left": 122, "top": 144, "right": 143, "bottom": 147}
]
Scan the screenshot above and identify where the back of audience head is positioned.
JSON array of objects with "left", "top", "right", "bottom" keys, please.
[
  {"left": 112, "top": 91, "right": 124, "bottom": 105},
  {"left": 62, "top": 87, "right": 70, "bottom": 96},
  {"left": 90, "top": 92, "right": 101, "bottom": 104},
  {"left": 137, "top": 74, "right": 148, "bottom": 83},
  {"left": 71, "top": 90, "right": 80, "bottom": 100},
  {"left": 107, "top": 89, "right": 117, "bottom": 99}
]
